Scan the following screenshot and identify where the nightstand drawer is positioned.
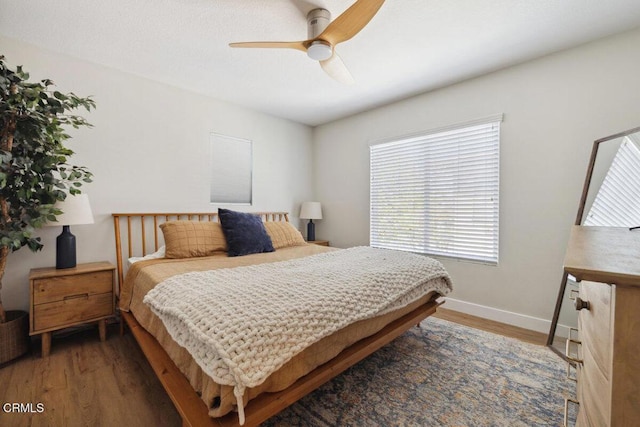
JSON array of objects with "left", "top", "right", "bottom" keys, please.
[
  {"left": 33, "top": 270, "right": 113, "bottom": 305},
  {"left": 33, "top": 292, "right": 113, "bottom": 332}
]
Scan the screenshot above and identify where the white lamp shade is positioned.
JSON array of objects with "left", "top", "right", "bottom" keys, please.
[
  {"left": 50, "top": 194, "right": 94, "bottom": 226},
  {"left": 300, "top": 202, "right": 322, "bottom": 220}
]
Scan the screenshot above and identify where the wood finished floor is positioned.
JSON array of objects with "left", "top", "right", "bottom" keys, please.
[
  {"left": 0, "top": 309, "right": 548, "bottom": 427},
  {"left": 435, "top": 308, "right": 547, "bottom": 345},
  {"left": 0, "top": 323, "right": 181, "bottom": 427}
]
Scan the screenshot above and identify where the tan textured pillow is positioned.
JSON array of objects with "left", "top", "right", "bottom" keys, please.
[
  {"left": 160, "top": 220, "right": 227, "bottom": 258},
  {"left": 264, "top": 222, "right": 307, "bottom": 249}
]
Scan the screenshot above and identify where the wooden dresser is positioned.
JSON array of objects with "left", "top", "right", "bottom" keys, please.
[{"left": 563, "top": 226, "right": 640, "bottom": 426}]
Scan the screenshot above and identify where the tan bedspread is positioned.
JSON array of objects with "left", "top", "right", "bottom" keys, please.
[{"left": 119, "top": 245, "right": 450, "bottom": 419}]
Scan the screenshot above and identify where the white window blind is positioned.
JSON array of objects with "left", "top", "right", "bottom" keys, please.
[
  {"left": 370, "top": 117, "right": 501, "bottom": 264},
  {"left": 210, "top": 133, "right": 253, "bottom": 204},
  {"left": 584, "top": 136, "right": 640, "bottom": 226}
]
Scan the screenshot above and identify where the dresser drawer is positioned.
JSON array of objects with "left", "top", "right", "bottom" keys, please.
[
  {"left": 33, "top": 270, "right": 113, "bottom": 305},
  {"left": 578, "top": 341, "right": 611, "bottom": 426},
  {"left": 578, "top": 281, "right": 612, "bottom": 379},
  {"left": 33, "top": 292, "right": 113, "bottom": 332}
]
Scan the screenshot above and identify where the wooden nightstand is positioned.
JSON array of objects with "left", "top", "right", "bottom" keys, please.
[
  {"left": 309, "top": 240, "right": 330, "bottom": 246},
  {"left": 29, "top": 261, "right": 116, "bottom": 357}
]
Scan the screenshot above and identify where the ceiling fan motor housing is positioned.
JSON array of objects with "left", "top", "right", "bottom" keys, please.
[{"left": 307, "top": 8, "right": 331, "bottom": 39}]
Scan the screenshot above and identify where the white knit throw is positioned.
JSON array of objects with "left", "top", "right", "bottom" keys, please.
[{"left": 144, "top": 246, "right": 452, "bottom": 424}]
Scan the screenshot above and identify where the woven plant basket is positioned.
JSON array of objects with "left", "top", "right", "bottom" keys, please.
[{"left": 0, "top": 310, "right": 29, "bottom": 365}]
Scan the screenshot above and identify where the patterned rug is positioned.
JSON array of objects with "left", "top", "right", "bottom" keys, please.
[{"left": 263, "top": 316, "right": 576, "bottom": 427}]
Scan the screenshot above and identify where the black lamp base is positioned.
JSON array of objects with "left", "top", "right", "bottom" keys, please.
[
  {"left": 56, "top": 225, "right": 77, "bottom": 269},
  {"left": 307, "top": 220, "right": 316, "bottom": 241}
]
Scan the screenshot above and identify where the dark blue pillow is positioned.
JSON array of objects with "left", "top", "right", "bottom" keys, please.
[{"left": 218, "top": 208, "right": 275, "bottom": 257}]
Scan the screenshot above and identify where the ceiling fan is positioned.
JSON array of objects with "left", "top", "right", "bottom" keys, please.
[{"left": 229, "top": 0, "right": 386, "bottom": 84}]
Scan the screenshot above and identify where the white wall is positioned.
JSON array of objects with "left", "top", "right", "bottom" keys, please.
[
  {"left": 312, "top": 27, "right": 640, "bottom": 329},
  {"left": 0, "top": 37, "right": 314, "bottom": 312},
  {"left": 3, "top": 28, "right": 640, "bottom": 329}
]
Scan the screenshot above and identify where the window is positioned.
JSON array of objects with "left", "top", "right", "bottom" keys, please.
[
  {"left": 210, "top": 133, "right": 252, "bottom": 204},
  {"left": 583, "top": 136, "right": 640, "bottom": 226},
  {"left": 370, "top": 115, "right": 501, "bottom": 264}
]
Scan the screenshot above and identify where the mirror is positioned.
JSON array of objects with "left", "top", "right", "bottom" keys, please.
[{"left": 547, "top": 125, "right": 640, "bottom": 358}]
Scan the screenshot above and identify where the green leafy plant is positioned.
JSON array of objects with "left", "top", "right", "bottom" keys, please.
[{"left": 0, "top": 55, "right": 95, "bottom": 323}]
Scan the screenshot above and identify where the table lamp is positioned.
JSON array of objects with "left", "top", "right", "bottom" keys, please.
[{"left": 300, "top": 202, "right": 322, "bottom": 241}]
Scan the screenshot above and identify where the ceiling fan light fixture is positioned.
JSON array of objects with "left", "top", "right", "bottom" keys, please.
[
  {"left": 307, "top": 41, "right": 333, "bottom": 61},
  {"left": 229, "top": 0, "right": 387, "bottom": 83}
]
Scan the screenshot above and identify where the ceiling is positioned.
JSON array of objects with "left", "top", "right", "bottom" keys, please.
[{"left": 2, "top": 0, "right": 640, "bottom": 126}]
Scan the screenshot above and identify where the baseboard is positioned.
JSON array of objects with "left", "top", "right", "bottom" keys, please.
[{"left": 441, "top": 297, "right": 571, "bottom": 338}]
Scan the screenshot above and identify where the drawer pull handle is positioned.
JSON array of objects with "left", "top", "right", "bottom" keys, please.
[
  {"left": 563, "top": 398, "right": 579, "bottom": 427},
  {"left": 574, "top": 297, "right": 590, "bottom": 311},
  {"left": 63, "top": 293, "right": 89, "bottom": 301}
]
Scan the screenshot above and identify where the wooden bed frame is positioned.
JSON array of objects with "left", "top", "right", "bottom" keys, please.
[{"left": 112, "top": 212, "right": 442, "bottom": 427}]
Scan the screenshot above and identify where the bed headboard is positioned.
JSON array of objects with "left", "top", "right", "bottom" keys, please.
[{"left": 112, "top": 211, "right": 290, "bottom": 289}]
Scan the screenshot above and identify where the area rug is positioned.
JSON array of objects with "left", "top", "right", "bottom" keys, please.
[{"left": 263, "top": 316, "right": 576, "bottom": 426}]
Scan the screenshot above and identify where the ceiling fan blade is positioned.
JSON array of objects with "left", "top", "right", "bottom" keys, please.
[
  {"left": 229, "top": 41, "right": 307, "bottom": 52},
  {"left": 320, "top": 52, "right": 354, "bottom": 84},
  {"left": 318, "top": 0, "right": 385, "bottom": 46}
]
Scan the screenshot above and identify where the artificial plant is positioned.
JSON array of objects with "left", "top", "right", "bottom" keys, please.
[{"left": 0, "top": 55, "right": 95, "bottom": 322}]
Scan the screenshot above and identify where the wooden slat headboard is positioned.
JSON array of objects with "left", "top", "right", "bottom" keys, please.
[{"left": 112, "top": 212, "right": 290, "bottom": 289}]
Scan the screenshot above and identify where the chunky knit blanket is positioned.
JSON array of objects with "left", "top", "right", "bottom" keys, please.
[{"left": 143, "top": 246, "right": 452, "bottom": 424}]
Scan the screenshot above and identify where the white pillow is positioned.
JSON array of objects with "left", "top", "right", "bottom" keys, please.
[{"left": 127, "top": 246, "right": 166, "bottom": 266}]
